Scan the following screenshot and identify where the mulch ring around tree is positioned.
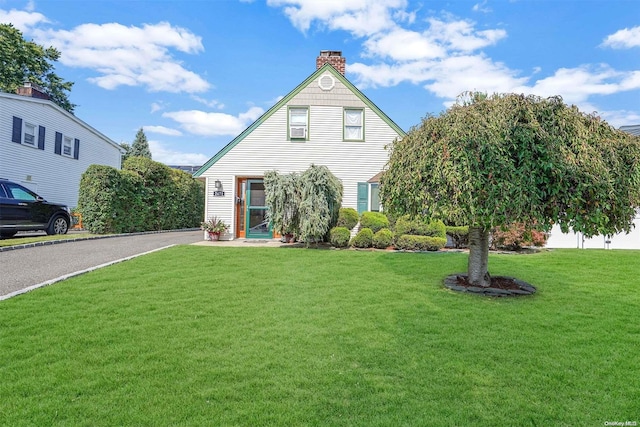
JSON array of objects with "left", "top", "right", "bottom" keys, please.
[{"left": 444, "top": 274, "right": 536, "bottom": 297}]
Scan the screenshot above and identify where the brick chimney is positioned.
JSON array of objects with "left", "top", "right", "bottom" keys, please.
[
  {"left": 316, "top": 50, "right": 345, "bottom": 75},
  {"left": 16, "top": 81, "right": 50, "bottom": 100}
]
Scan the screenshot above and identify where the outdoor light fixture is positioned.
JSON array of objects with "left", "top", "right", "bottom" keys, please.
[{"left": 214, "top": 180, "right": 222, "bottom": 189}]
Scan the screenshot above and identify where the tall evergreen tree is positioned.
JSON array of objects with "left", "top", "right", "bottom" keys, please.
[
  {"left": 131, "top": 128, "right": 152, "bottom": 159},
  {"left": 0, "top": 24, "right": 75, "bottom": 113}
]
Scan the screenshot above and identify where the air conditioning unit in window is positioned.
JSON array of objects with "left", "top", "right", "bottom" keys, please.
[{"left": 290, "top": 127, "right": 306, "bottom": 139}]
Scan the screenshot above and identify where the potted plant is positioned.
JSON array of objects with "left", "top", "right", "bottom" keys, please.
[{"left": 200, "top": 216, "right": 229, "bottom": 241}]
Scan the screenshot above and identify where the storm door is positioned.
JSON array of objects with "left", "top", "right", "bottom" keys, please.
[{"left": 245, "top": 179, "right": 272, "bottom": 238}]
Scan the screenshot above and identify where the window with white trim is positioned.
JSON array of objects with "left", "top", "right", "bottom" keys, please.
[
  {"left": 289, "top": 107, "right": 308, "bottom": 140},
  {"left": 63, "top": 136, "right": 73, "bottom": 156},
  {"left": 23, "top": 122, "right": 36, "bottom": 146},
  {"left": 344, "top": 108, "right": 363, "bottom": 140}
]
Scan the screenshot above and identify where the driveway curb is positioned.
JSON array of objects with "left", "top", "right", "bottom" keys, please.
[{"left": 0, "top": 228, "right": 199, "bottom": 252}]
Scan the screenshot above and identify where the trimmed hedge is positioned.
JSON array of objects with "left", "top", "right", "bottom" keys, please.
[
  {"left": 337, "top": 207, "right": 359, "bottom": 230},
  {"left": 78, "top": 158, "right": 204, "bottom": 234},
  {"left": 350, "top": 227, "right": 373, "bottom": 248},
  {"left": 394, "top": 216, "right": 447, "bottom": 239},
  {"left": 329, "top": 227, "right": 351, "bottom": 248},
  {"left": 373, "top": 228, "right": 394, "bottom": 249},
  {"left": 446, "top": 225, "right": 469, "bottom": 248},
  {"left": 395, "top": 234, "right": 447, "bottom": 251},
  {"left": 360, "top": 211, "right": 390, "bottom": 233}
]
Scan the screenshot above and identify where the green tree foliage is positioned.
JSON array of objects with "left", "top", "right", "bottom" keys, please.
[
  {"left": 264, "top": 170, "right": 301, "bottom": 236},
  {"left": 0, "top": 24, "right": 75, "bottom": 113},
  {"left": 78, "top": 160, "right": 204, "bottom": 234},
  {"left": 130, "top": 128, "right": 152, "bottom": 159},
  {"left": 298, "top": 165, "right": 343, "bottom": 244},
  {"left": 119, "top": 142, "right": 133, "bottom": 163},
  {"left": 381, "top": 92, "right": 640, "bottom": 286}
]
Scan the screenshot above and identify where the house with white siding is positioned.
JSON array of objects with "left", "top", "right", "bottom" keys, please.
[
  {"left": 0, "top": 84, "right": 122, "bottom": 208},
  {"left": 546, "top": 123, "right": 640, "bottom": 249},
  {"left": 194, "top": 51, "right": 405, "bottom": 240}
]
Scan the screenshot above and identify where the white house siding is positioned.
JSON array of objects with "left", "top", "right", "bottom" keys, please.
[
  {"left": 0, "top": 94, "right": 121, "bottom": 207},
  {"left": 546, "top": 214, "right": 640, "bottom": 249},
  {"left": 199, "top": 71, "right": 402, "bottom": 239}
]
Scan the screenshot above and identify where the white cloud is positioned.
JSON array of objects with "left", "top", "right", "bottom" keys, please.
[
  {"left": 363, "top": 28, "right": 446, "bottom": 61},
  {"left": 148, "top": 140, "right": 209, "bottom": 165},
  {"left": 425, "top": 18, "right": 506, "bottom": 52},
  {"left": 0, "top": 7, "right": 48, "bottom": 31},
  {"left": 150, "top": 102, "right": 166, "bottom": 113},
  {"left": 191, "top": 95, "right": 225, "bottom": 109},
  {"left": 30, "top": 22, "right": 210, "bottom": 93},
  {"left": 602, "top": 26, "right": 640, "bottom": 49},
  {"left": 162, "top": 106, "right": 265, "bottom": 136},
  {"left": 143, "top": 125, "right": 183, "bottom": 136},
  {"left": 472, "top": 1, "right": 491, "bottom": 13},
  {"left": 266, "top": 0, "right": 405, "bottom": 36},
  {"left": 515, "top": 65, "right": 628, "bottom": 104}
]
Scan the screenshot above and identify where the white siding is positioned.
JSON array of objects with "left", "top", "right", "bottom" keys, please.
[
  {"left": 546, "top": 214, "right": 640, "bottom": 249},
  {"left": 199, "top": 72, "right": 402, "bottom": 239},
  {"left": 0, "top": 94, "right": 121, "bottom": 208}
]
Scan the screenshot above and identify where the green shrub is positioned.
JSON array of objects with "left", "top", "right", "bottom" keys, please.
[
  {"left": 78, "top": 159, "right": 204, "bottom": 234},
  {"left": 360, "top": 211, "right": 390, "bottom": 233},
  {"left": 373, "top": 228, "right": 394, "bottom": 249},
  {"left": 446, "top": 225, "right": 469, "bottom": 248},
  {"left": 298, "top": 165, "right": 343, "bottom": 244},
  {"left": 394, "top": 216, "right": 446, "bottom": 239},
  {"left": 329, "top": 227, "right": 351, "bottom": 248},
  {"left": 395, "top": 234, "right": 447, "bottom": 251},
  {"left": 337, "top": 207, "right": 359, "bottom": 230},
  {"left": 350, "top": 227, "right": 373, "bottom": 248},
  {"left": 492, "top": 223, "right": 548, "bottom": 250}
]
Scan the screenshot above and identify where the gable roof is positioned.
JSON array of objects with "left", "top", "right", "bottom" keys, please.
[
  {"left": 0, "top": 91, "right": 121, "bottom": 151},
  {"left": 193, "top": 63, "right": 406, "bottom": 177}
]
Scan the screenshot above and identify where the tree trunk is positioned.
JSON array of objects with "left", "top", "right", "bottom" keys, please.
[{"left": 468, "top": 226, "right": 491, "bottom": 287}]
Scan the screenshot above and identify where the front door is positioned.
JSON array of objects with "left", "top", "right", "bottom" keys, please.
[{"left": 243, "top": 179, "right": 272, "bottom": 239}]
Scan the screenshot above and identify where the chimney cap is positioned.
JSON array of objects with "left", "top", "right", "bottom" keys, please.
[{"left": 319, "top": 50, "right": 342, "bottom": 57}]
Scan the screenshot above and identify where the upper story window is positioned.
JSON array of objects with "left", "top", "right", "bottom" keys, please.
[
  {"left": 344, "top": 108, "right": 364, "bottom": 141},
  {"left": 55, "top": 131, "right": 79, "bottom": 160},
  {"left": 24, "top": 123, "right": 36, "bottom": 146},
  {"left": 63, "top": 136, "right": 73, "bottom": 156},
  {"left": 289, "top": 107, "right": 308, "bottom": 140}
]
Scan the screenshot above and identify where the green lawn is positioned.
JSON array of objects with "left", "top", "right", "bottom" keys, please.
[
  {"left": 0, "top": 232, "right": 103, "bottom": 247},
  {"left": 1, "top": 247, "right": 638, "bottom": 426}
]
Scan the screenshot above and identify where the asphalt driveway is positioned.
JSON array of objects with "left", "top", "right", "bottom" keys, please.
[{"left": 0, "top": 230, "right": 202, "bottom": 300}]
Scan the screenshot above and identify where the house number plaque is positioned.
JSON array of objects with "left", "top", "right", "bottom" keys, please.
[{"left": 212, "top": 191, "right": 225, "bottom": 197}]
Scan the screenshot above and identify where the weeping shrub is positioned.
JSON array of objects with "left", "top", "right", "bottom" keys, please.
[
  {"left": 337, "top": 207, "right": 359, "bottom": 230},
  {"left": 264, "top": 170, "right": 301, "bottom": 236},
  {"left": 298, "top": 164, "right": 343, "bottom": 244},
  {"left": 329, "top": 226, "right": 351, "bottom": 248}
]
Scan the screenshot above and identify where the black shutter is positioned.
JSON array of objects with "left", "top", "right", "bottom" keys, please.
[
  {"left": 55, "top": 132, "right": 62, "bottom": 155},
  {"left": 38, "top": 126, "right": 46, "bottom": 150},
  {"left": 12, "top": 117, "right": 22, "bottom": 143},
  {"left": 73, "top": 139, "right": 80, "bottom": 160}
]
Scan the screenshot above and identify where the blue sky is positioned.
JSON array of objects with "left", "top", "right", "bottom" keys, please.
[{"left": 2, "top": 0, "right": 639, "bottom": 166}]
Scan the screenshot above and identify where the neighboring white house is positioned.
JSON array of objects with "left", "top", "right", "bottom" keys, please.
[
  {"left": 0, "top": 84, "right": 122, "bottom": 208},
  {"left": 546, "top": 123, "right": 640, "bottom": 249},
  {"left": 194, "top": 51, "right": 405, "bottom": 240}
]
